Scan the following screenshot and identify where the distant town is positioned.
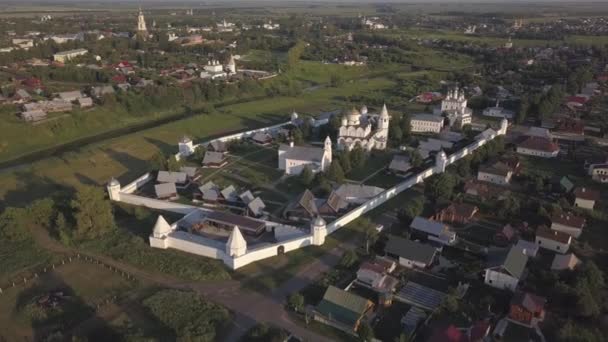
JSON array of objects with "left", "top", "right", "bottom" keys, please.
[{"left": 0, "top": 2, "right": 607, "bottom": 342}]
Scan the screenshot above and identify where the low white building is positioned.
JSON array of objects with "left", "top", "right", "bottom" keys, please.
[
  {"left": 483, "top": 103, "right": 515, "bottom": 120},
  {"left": 516, "top": 136, "right": 559, "bottom": 158},
  {"left": 477, "top": 162, "right": 513, "bottom": 185},
  {"left": 53, "top": 48, "right": 88, "bottom": 63},
  {"left": 588, "top": 162, "right": 608, "bottom": 183},
  {"left": 485, "top": 247, "right": 528, "bottom": 291},
  {"left": 535, "top": 228, "right": 571, "bottom": 254},
  {"left": 277, "top": 137, "right": 332, "bottom": 175},
  {"left": 411, "top": 114, "right": 444, "bottom": 133},
  {"left": 573, "top": 187, "right": 599, "bottom": 210}
]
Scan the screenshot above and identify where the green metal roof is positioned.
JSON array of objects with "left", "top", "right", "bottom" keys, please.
[{"left": 316, "top": 286, "right": 372, "bottom": 327}]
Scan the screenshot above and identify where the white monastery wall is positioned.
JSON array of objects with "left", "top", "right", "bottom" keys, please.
[
  {"left": 119, "top": 193, "right": 198, "bottom": 214},
  {"left": 121, "top": 172, "right": 154, "bottom": 194}
]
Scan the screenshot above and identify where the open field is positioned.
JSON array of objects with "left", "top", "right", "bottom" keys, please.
[{"left": 0, "top": 259, "right": 136, "bottom": 341}]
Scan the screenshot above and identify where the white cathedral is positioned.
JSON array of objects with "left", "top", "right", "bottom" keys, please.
[
  {"left": 337, "top": 104, "right": 390, "bottom": 151},
  {"left": 435, "top": 87, "right": 472, "bottom": 129}
]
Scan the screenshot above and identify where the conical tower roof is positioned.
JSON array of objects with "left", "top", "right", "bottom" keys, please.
[
  {"left": 153, "top": 215, "right": 171, "bottom": 237},
  {"left": 227, "top": 225, "right": 247, "bottom": 251},
  {"left": 380, "top": 103, "right": 389, "bottom": 117}
]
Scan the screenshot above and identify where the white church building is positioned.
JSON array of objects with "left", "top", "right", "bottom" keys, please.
[
  {"left": 337, "top": 104, "right": 390, "bottom": 151},
  {"left": 278, "top": 136, "right": 333, "bottom": 175},
  {"left": 435, "top": 87, "right": 473, "bottom": 129}
]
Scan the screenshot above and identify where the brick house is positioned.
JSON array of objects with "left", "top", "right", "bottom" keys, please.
[{"left": 508, "top": 292, "right": 546, "bottom": 327}]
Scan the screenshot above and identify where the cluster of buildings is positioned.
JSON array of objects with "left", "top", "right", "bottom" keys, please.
[{"left": 410, "top": 87, "right": 472, "bottom": 134}]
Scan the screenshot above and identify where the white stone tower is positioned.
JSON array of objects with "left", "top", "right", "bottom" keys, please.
[
  {"left": 227, "top": 226, "right": 247, "bottom": 257},
  {"left": 137, "top": 7, "right": 148, "bottom": 39},
  {"left": 311, "top": 216, "right": 327, "bottom": 246},
  {"left": 152, "top": 215, "right": 172, "bottom": 238},
  {"left": 178, "top": 136, "right": 194, "bottom": 158},
  {"left": 322, "top": 136, "right": 333, "bottom": 172},
  {"left": 498, "top": 118, "right": 508, "bottom": 136},
  {"left": 227, "top": 55, "right": 236, "bottom": 74},
  {"left": 107, "top": 178, "right": 121, "bottom": 201},
  {"left": 435, "top": 150, "right": 448, "bottom": 173},
  {"left": 378, "top": 103, "right": 389, "bottom": 133},
  {"left": 290, "top": 110, "right": 298, "bottom": 124}
]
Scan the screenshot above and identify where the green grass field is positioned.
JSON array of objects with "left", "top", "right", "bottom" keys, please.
[{"left": 0, "top": 260, "right": 136, "bottom": 341}]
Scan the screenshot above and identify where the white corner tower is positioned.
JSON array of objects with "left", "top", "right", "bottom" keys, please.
[
  {"left": 322, "top": 136, "right": 333, "bottom": 172},
  {"left": 178, "top": 136, "right": 194, "bottom": 158},
  {"left": 311, "top": 216, "right": 327, "bottom": 246},
  {"left": 378, "top": 103, "right": 389, "bottom": 133},
  {"left": 152, "top": 215, "right": 172, "bottom": 238},
  {"left": 227, "top": 226, "right": 247, "bottom": 257},
  {"left": 498, "top": 118, "right": 508, "bottom": 136},
  {"left": 435, "top": 150, "right": 448, "bottom": 173},
  {"left": 107, "top": 178, "right": 121, "bottom": 201},
  {"left": 227, "top": 55, "right": 236, "bottom": 74}
]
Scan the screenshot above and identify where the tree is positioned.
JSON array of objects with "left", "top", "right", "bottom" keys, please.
[
  {"left": 316, "top": 174, "right": 332, "bottom": 197},
  {"left": 389, "top": 125, "right": 403, "bottom": 146},
  {"left": 517, "top": 97, "right": 529, "bottom": 124},
  {"left": 71, "top": 185, "right": 115, "bottom": 240},
  {"left": 350, "top": 146, "right": 366, "bottom": 169},
  {"left": 424, "top": 173, "right": 455, "bottom": 202},
  {"left": 300, "top": 165, "right": 314, "bottom": 186},
  {"left": 340, "top": 249, "right": 359, "bottom": 268},
  {"left": 167, "top": 155, "right": 183, "bottom": 172},
  {"left": 399, "top": 113, "right": 411, "bottom": 141},
  {"left": 575, "top": 278, "right": 600, "bottom": 317},
  {"left": 462, "top": 124, "right": 476, "bottom": 140},
  {"left": 287, "top": 293, "right": 304, "bottom": 313},
  {"left": 193, "top": 145, "right": 206, "bottom": 161},
  {"left": 439, "top": 288, "right": 460, "bottom": 314},
  {"left": 0, "top": 207, "right": 30, "bottom": 241},
  {"left": 327, "top": 161, "right": 345, "bottom": 183},
  {"left": 292, "top": 128, "right": 304, "bottom": 145},
  {"left": 338, "top": 151, "right": 352, "bottom": 175},
  {"left": 407, "top": 149, "right": 423, "bottom": 167},
  {"left": 150, "top": 151, "right": 168, "bottom": 171},
  {"left": 357, "top": 322, "right": 374, "bottom": 342},
  {"left": 399, "top": 194, "right": 424, "bottom": 223}
]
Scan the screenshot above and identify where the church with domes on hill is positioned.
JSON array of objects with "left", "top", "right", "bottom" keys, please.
[{"left": 337, "top": 104, "right": 390, "bottom": 151}]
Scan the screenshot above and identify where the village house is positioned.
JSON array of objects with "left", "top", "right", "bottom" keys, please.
[
  {"left": 202, "top": 151, "right": 228, "bottom": 168},
  {"left": 77, "top": 97, "right": 93, "bottom": 108},
  {"left": 483, "top": 101, "right": 515, "bottom": 119},
  {"left": 201, "top": 211, "right": 266, "bottom": 236},
  {"left": 251, "top": 132, "right": 273, "bottom": 145},
  {"left": 536, "top": 227, "right": 571, "bottom": 254},
  {"left": 356, "top": 259, "right": 398, "bottom": 293},
  {"left": 431, "top": 203, "right": 479, "bottom": 225},
  {"left": 464, "top": 179, "right": 510, "bottom": 201},
  {"left": 388, "top": 155, "right": 412, "bottom": 176},
  {"left": 313, "top": 286, "right": 375, "bottom": 335},
  {"left": 428, "top": 322, "right": 491, "bottom": 342},
  {"left": 154, "top": 182, "right": 178, "bottom": 200},
  {"left": 410, "top": 113, "right": 444, "bottom": 133},
  {"left": 246, "top": 197, "right": 266, "bottom": 218},
  {"left": 516, "top": 136, "right": 559, "bottom": 158},
  {"left": 157, "top": 170, "right": 189, "bottom": 188},
  {"left": 573, "top": 186, "right": 600, "bottom": 210},
  {"left": 513, "top": 239, "right": 539, "bottom": 258},
  {"left": 477, "top": 161, "right": 513, "bottom": 185},
  {"left": 277, "top": 137, "right": 332, "bottom": 175},
  {"left": 484, "top": 247, "right": 528, "bottom": 291},
  {"left": 416, "top": 137, "right": 454, "bottom": 158},
  {"left": 20, "top": 109, "right": 47, "bottom": 122},
  {"left": 58, "top": 90, "right": 84, "bottom": 102},
  {"left": 384, "top": 235, "right": 437, "bottom": 269},
  {"left": 91, "top": 85, "right": 115, "bottom": 98},
  {"left": 550, "top": 212, "right": 585, "bottom": 238},
  {"left": 508, "top": 292, "right": 546, "bottom": 328},
  {"left": 551, "top": 253, "right": 581, "bottom": 271},
  {"left": 410, "top": 216, "right": 456, "bottom": 245}
]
